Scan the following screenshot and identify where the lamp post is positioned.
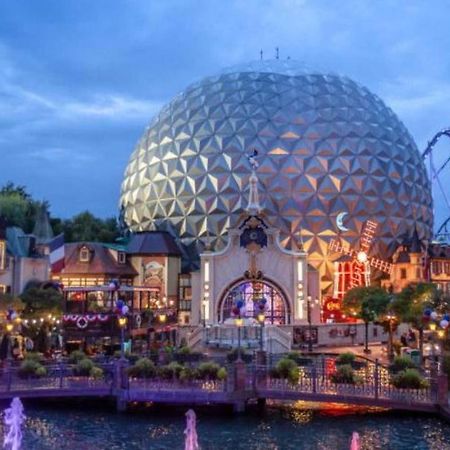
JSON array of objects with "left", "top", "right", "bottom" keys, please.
[
  {"left": 5, "top": 323, "right": 13, "bottom": 362},
  {"left": 118, "top": 316, "right": 128, "bottom": 360},
  {"left": 257, "top": 313, "right": 265, "bottom": 351},
  {"left": 202, "top": 299, "right": 207, "bottom": 328},
  {"left": 424, "top": 309, "right": 449, "bottom": 374},
  {"left": 386, "top": 312, "right": 396, "bottom": 363},
  {"left": 235, "top": 317, "right": 243, "bottom": 361},
  {"left": 306, "top": 296, "right": 318, "bottom": 352}
]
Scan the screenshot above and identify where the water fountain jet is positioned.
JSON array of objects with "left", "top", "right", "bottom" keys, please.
[
  {"left": 350, "top": 432, "right": 360, "bottom": 450},
  {"left": 184, "top": 409, "right": 199, "bottom": 450},
  {"left": 3, "top": 397, "right": 25, "bottom": 450}
]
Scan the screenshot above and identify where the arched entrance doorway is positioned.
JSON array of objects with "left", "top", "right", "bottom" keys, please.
[{"left": 219, "top": 279, "right": 290, "bottom": 324}]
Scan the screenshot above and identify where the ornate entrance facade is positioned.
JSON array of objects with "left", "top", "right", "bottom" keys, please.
[
  {"left": 219, "top": 279, "right": 290, "bottom": 324},
  {"left": 194, "top": 165, "right": 320, "bottom": 327}
]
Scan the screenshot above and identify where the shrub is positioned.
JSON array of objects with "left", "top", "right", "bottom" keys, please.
[
  {"left": 287, "top": 367, "right": 300, "bottom": 385},
  {"left": 390, "top": 356, "right": 416, "bottom": 374},
  {"left": 158, "top": 362, "right": 184, "bottom": 380},
  {"left": 197, "top": 362, "right": 221, "bottom": 380},
  {"left": 24, "top": 352, "right": 43, "bottom": 363},
  {"left": 392, "top": 369, "right": 428, "bottom": 389},
  {"left": 179, "top": 367, "right": 198, "bottom": 382},
  {"left": 34, "top": 365, "right": 47, "bottom": 378},
  {"left": 217, "top": 367, "right": 227, "bottom": 380},
  {"left": 177, "top": 346, "right": 192, "bottom": 355},
  {"left": 286, "top": 351, "right": 301, "bottom": 361},
  {"left": 18, "top": 359, "right": 46, "bottom": 378},
  {"left": 69, "top": 350, "right": 87, "bottom": 364},
  {"left": 275, "top": 358, "right": 298, "bottom": 378},
  {"left": 74, "top": 358, "right": 94, "bottom": 376},
  {"left": 90, "top": 366, "right": 104, "bottom": 380},
  {"left": 336, "top": 352, "right": 356, "bottom": 366},
  {"left": 331, "top": 364, "right": 360, "bottom": 384},
  {"left": 127, "top": 358, "right": 156, "bottom": 379}
]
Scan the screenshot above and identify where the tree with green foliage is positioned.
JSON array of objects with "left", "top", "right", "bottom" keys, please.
[
  {"left": 391, "top": 283, "right": 440, "bottom": 363},
  {"left": 0, "top": 182, "right": 42, "bottom": 233},
  {"left": 0, "top": 293, "right": 25, "bottom": 313},
  {"left": 20, "top": 287, "right": 63, "bottom": 318},
  {"left": 0, "top": 182, "right": 121, "bottom": 243},
  {"left": 60, "top": 211, "right": 120, "bottom": 243},
  {"left": 343, "top": 286, "right": 391, "bottom": 354}
]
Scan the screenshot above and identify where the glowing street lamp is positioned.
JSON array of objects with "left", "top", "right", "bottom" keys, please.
[
  {"left": 385, "top": 312, "right": 397, "bottom": 362},
  {"left": 118, "top": 316, "right": 128, "bottom": 360},
  {"left": 159, "top": 314, "right": 167, "bottom": 324},
  {"left": 257, "top": 313, "right": 265, "bottom": 351}
]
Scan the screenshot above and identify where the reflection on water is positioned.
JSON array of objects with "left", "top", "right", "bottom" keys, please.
[{"left": 0, "top": 400, "right": 449, "bottom": 450}]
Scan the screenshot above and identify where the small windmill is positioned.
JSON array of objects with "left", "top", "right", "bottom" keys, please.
[{"left": 328, "top": 219, "right": 393, "bottom": 290}]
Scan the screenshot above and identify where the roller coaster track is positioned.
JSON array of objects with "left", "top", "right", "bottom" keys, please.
[
  {"left": 421, "top": 128, "right": 450, "bottom": 240},
  {"left": 437, "top": 216, "right": 450, "bottom": 239}
]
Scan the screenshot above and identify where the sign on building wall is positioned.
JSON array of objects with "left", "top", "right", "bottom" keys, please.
[
  {"left": 293, "top": 326, "right": 318, "bottom": 347},
  {"left": 322, "top": 296, "right": 345, "bottom": 322}
]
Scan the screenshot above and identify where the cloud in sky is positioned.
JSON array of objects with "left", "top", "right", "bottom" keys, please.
[{"left": 0, "top": 0, "right": 449, "bottom": 231}]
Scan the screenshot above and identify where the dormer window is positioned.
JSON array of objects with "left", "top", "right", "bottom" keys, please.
[
  {"left": 79, "top": 247, "right": 90, "bottom": 262},
  {"left": 118, "top": 252, "right": 126, "bottom": 264}
]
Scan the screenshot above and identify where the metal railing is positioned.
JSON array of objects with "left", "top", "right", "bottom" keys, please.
[{"left": 0, "top": 356, "right": 439, "bottom": 409}]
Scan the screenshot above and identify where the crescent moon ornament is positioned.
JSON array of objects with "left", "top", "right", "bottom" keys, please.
[{"left": 336, "top": 212, "right": 350, "bottom": 232}]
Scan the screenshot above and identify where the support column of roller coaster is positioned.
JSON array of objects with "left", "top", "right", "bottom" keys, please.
[{"left": 422, "top": 128, "right": 450, "bottom": 242}]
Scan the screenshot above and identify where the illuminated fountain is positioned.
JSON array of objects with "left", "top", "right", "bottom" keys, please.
[
  {"left": 184, "top": 409, "right": 199, "bottom": 450},
  {"left": 3, "top": 397, "right": 25, "bottom": 450},
  {"left": 350, "top": 432, "right": 360, "bottom": 450}
]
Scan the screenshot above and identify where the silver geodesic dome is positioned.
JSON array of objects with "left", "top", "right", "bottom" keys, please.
[{"left": 120, "top": 60, "right": 433, "bottom": 290}]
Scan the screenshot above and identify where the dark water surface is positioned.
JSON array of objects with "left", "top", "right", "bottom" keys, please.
[{"left": 2, "top": 400, "right": 450, "bottom": 450}]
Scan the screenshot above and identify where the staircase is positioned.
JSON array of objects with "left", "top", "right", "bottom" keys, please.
[
  {"left": 186, "top": 325, "right": 292, "bottom": 353},
  {"left": 265, "top": 326, "right": 292, "bottom": 353},
  {"left": 186, "top": 327, "right": 204, "bottom": 351}
]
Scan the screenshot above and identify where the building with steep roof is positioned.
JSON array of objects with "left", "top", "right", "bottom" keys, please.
[
  {"left": 54, "top": 242, "right": 138, "bottom": 287},
  {"left": 0, "top": 219, "right": 50, "bottom": 295},
  {"left": 384, "top": 233, "right": 450, "bottom": 294},
  {"left": 52, "top": 231, "right": 182, "bottom": 308}
]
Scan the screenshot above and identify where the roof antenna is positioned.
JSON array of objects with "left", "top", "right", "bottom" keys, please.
[
  {"left": 276, "top": 47, "right": 279, "bottom": 60},
  {"left": 260, "top": 49, "right": 263, "bottom": 60}
]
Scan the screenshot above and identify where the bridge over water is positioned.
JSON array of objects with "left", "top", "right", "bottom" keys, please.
[{"left": 0, "top": 356, "right": 446, "bottom": 415}]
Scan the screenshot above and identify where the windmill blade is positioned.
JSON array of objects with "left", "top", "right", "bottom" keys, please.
[
  {"left": 328, "top": 239, "right": 355, "bottom": 257},
  {"left": 360, "top": 220, "right": 378, "bottom": 252},
  {"left": 350, "top": 262, "right": 365, "bottom": 288},
  {"left": 369, "top": 256, "right": 393, "bottom": 274}
]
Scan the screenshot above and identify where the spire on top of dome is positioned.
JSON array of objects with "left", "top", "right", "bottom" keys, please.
[{"left": 246, "top": 149, "right": 261, "bottom": 214}]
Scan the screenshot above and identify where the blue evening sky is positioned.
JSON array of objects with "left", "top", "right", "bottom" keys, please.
[{"left": 0, "top": 0, "right": 449, "bottom": 232}]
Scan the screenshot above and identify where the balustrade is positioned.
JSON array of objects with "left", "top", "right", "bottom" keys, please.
[{"left": 0, "top": 356, "right": 440, "bottom": 409}]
